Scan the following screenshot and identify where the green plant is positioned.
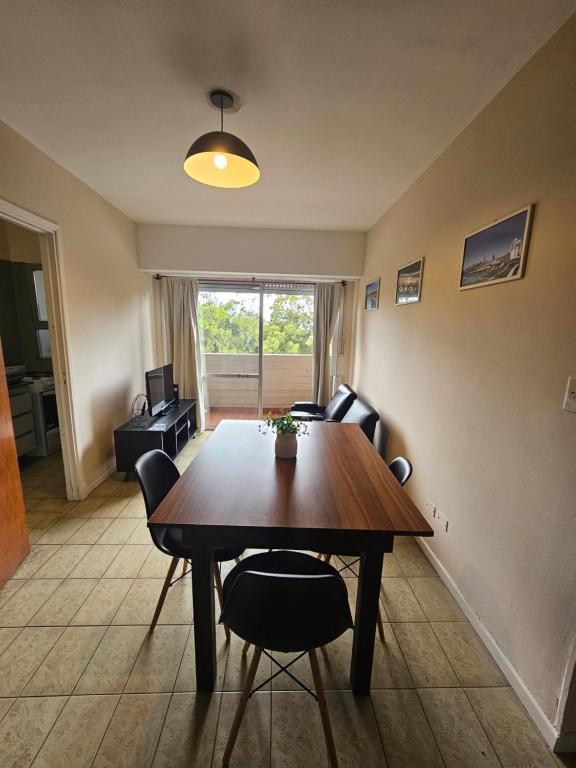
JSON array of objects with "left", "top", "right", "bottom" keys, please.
[{"left": 259, "top": 412, "right": 309, "bottom": 437}]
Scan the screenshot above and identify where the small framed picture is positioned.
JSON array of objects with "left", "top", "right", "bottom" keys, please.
[
  {"left": 395, "top": 258, "right": 424, "bottom": 305},
  {"left": 459, "top": 205, "right": 534, "bottom": 290},
  {"left": 364, "top": 278, "right": 380, "bottom": 310}
]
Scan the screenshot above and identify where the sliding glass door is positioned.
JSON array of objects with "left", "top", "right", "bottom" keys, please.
[{"left": 198, "top": 282, "right": 315, "bottom": 428}]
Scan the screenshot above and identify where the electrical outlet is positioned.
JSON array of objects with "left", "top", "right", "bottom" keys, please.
[
  {"left": 563, "top": 377, "right": 576, "bottom": 414},
  {"left": 435, "top": 508, "right": 449, "bottom": 533},
  {"left": 424, "top": 498, "right": 436, "bottom": 518}
]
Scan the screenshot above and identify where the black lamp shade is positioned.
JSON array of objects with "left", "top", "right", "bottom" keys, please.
[{"left": 183, "top": 131, "right": 260, "bottom": 188}]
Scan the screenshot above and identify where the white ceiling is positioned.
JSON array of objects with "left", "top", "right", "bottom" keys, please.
[{"left": 0, "top": 1, "right": 574, "bottom": 231}]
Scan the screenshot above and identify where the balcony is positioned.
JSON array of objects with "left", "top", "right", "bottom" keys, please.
[{"left": 203, "top": 353, "right": 312, "bottom": 427}]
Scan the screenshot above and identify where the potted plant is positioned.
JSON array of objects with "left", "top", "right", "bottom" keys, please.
[{"left": 260, "top": 412, "right": 309, "bottom": 459}]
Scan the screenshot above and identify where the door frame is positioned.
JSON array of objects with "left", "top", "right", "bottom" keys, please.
[{"left": 0, "top": 198, "right": 81, "bottom": 499}]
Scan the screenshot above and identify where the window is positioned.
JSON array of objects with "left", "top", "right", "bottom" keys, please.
[{"left": 32, "top": 267, "right": 51, "bottom": 359}]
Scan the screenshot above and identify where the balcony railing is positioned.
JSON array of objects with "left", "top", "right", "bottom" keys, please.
[{"left": 203, "top": 353, "right": 312, "bottom": 419}]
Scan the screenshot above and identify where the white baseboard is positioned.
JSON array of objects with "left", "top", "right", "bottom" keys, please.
[
  {"left": 78, "top": 459, "right": 116, "bottom": 500},
  {"left": 416, "top": 537, "right": 560, "bottom": 751}
]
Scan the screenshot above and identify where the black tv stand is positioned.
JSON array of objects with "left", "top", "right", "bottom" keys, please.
[{"left": 114, "top": 399, "right": 197, "bottom": 479}]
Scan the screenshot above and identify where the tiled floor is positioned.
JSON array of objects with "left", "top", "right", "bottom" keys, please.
[
  {"left": 207, "top": 407, "right": 285, "bottom": 428},
  {"left": 1, "top": 436, "right": 573, "bottom": 767}
]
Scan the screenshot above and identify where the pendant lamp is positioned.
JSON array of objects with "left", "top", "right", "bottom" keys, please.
[{"left": 183, "top": 90, "right": 260, "bottom": 188}]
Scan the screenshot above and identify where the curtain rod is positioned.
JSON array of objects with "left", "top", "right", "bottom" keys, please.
[{"left": 152, "top": 274, "right": 346, "bottom": 286}]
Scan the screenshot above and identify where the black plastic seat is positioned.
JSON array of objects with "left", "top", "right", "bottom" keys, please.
[
  {"left": 340, "top": 397, "right": 380, "bottom": 443},
  {"left": 220, "top": 550, "right": 352, "bottom": 767},
  {"left": 290, "top": 383, "right": 356, "bottom": 422},
  {"left": 134, "top": 449, "right": 244, "bottom": 635}
]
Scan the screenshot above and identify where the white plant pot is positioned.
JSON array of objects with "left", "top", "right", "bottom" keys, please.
[{"left": 275, "top": 433, "right": 298, "bottom": 460}]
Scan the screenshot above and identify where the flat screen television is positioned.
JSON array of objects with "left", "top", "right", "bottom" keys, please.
[{"left": 145, "top": 364, "right": 175, "bottom": 417}]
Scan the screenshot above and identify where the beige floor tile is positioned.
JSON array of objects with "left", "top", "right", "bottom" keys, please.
[
  {"left": 371, "top": 689, "right": 444, "bottom": 768},
  {"left": 69, "top": 545, "right": 123, "bottom": 578},
  {"left": 74, "top": 625, "right": 148, "bottom": 694},
  {"left": 97, "top": 518, "right": 140, "bottom": 545},
  {"left": 272, "top": 628, "right": 412, "bottom": 691},
  {"left": 92, "top": 692, "right": 170, "bottom": 768},
  {"left": 174, "top": 625, "right": 229, "bottom": 692},
  {"left": 0, "top": 698, "right": 14, "bottom": 723},
  {"left": 328, "top": 690, "right": 387, "bottom": 767},
  {"left": 126, "top": 519, "right": 153, "bottom": 545},
  {"left": 28, "top": 529, "right": 47, "bottom": 543},
  {"left": 419, "top": 687, "right": 501, "bottom": 768},
  {"left": 152, "top": 692, "right": 221, "bottom": 768},
  {"left": 31, "top": 694, "right": 119, "bottom": 768},
  {"left": 0, "top": 626, "right": 21, "bottom": 655},
  {"left": 0, "top": 696, "right": 66, "bottom": 768},
  {"left": 11, "top": 545, "right": 61, "bottom": 578},
  {"left": 109, "top": 480, "right": 140, "bottom": 498},
  {"left": 124, "top": 624, "right": 189, "bottom": 693},
  {"left": 93, "top": 498, "right": 130, "bottom": 518},
  {"left": 394, "top": 544, "right": 436, "bottom": 577},
  {"left": 32, "top": 544, "right": 91, "bottom": 578},
  {"left": 213, "top": 691, "right": 271, "bottom": 768},
  {"left": 66, "top": 499, "right": 106, "bottom": 518},
  {"left": 466, "top": 687, "right": 558, "bottom": 767},
  {"left": 432, "top": 623, "right": 505, "bottom": 687},
  {"left": 117, "top": 497, "right": 146, "bottom": 518},
  {"left": 89, "top": 478, "right": 121, "bottom": 498},
  {"left": 22, "top": 625, "right": 105, "bottom": 695},
  {"left": 380, "top": 578, "right": 426, "bottom": 622},
  {"left": 0, "top": 626, "right": 63, "bottom": 696},
  {"left": 27, "top": 499, "right": 75, "bottom": 514},
  {"left": 0, "top": 580, "right": 25, "bottom": 609},
  {"left": 71, "top": 578, "right": 133, "bottom": 625},
  {"left": 29, "top": 578, "right": 98, "bottom": 626},
  {"left": 138, "top": 548, "right": 174, "bottom": 578},
  {"left": 271, "top": 690, "right": 328, "bottom": 768},
  {"left": 66, "top": 518, "right": 114, "bottom": 545},
  {"left": 223, "top": 633, "right": 273, "bottom": 692},
  {"left": 104, "top": 545, "right": 152, "bottom": 578},
  {"left": 35, "top": 518, "right": 86, "bottom": 545},
  {"left": 408, "top": 577, "right": 465, "bottom": 621},
  {"left": 112, "top": 578, "right": 192, "bottom": 625},
  {"left": 383, "top": 554, "right": 404, "bottom": 578},
  {"left": 25, "top": 511, "right": 62, "bottom": 530},
  {"left": 26, "top": 511, "right": 59, "bottom": 529},
  {"left": 392, "top": 623, "right": 459, "bottom": 687},
  {"left": 0, "top": 578, "right": 62, "bottom": 627}
]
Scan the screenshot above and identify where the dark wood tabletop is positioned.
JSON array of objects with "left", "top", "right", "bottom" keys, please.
[{"left": 149, "top": 419, "right": 433, "bottom": 694}]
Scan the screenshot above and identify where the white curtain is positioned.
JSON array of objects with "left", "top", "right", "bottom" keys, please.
[
  {"left": 312, "top": 282, "right": 343, "bottom": 406},
  {"left": 159, "top": 277, "right": 205, "bottom": 431}
]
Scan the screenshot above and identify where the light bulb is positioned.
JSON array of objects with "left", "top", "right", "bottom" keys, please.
[{"left": 213, "top": 154, "right": 228, "bottom": 170}]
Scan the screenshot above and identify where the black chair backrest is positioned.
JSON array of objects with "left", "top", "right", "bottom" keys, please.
[
  {"left": 220, "top": 568, "right": 353, "bottom": 653},
  {"left": 388, "top": 456, "right": 413, "bottom": 486},
  {"left": 134, "top": 449, "right": 180, "bottom": 520},
  {"left": 341, "top": 398, "right": 380, "bottom": 443},
  {"left": 324, "top": 383, "right": 356, "bottom": 421}
]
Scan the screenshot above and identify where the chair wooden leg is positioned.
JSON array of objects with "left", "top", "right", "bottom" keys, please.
[
  {"left": 316, "top": 552, "right": 324, "bottom": 559},
  {"left": 377, "top": 607, "right": 385, "bottom": 642},
  {"left": 242, "top": 640, "right": 251, "bottom": 655},
  {"left": 149, "top": 556, "right": 179, "bottom": 633},
  {"left": 234, "top": 557, "right": 241, "bottom": 565},
  {"left": 213, "top": 563, "right": 231, "bottom": 642},
  {"left": 324, "top": 554, "right": 332, "bottom": 564},
  {"left": 182, "top": 558, "right": 190, "bottom": 575},
  {"left": 223, "top": 646, "right": 263, "bottom": 767},
  {"left": 309, "top": 648, "right": 339, "bottom": 768}
]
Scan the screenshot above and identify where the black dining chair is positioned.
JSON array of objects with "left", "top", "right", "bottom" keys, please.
[
  {"left": 290, "top": 383, "right": 356, "bottom": 422},
  {"left": 318, "top": 456, "right": 413, "bottom": 642},
  {"left": 340, "top": 397, "right": 380, "bottom": 443},
  {"left": 134, "top": 449, "right": 244, "bottom": 637},
  {"left": 220, "top": 550, "right": 353, "bottom": 768}
]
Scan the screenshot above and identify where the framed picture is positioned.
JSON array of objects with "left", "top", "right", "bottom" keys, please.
[
  {"left": 395, "top": 257, "right": 424, "bottom": 305},
  {"left": 364, "top": 278, "right": 380, "bottom": 310},
  {"left": 459, "top": 205, "right": 534, "bottom": 290}
]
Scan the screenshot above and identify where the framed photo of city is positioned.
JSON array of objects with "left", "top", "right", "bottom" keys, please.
[
  {"left": 459, "top": 205, "right": 534, "bottom": 290},
  {"left": 395, "top": 258, "right": 424, "bottom": 305},
  {"left": 364, "top": 278, "right": 380, "bottom": 310}
]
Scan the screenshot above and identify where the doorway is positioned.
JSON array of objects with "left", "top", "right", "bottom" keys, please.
[
  {"left": 0, "top": 198, "right": 80, "bottom": 500},
  {"left": 197, "top": 281, "right": 315, "bottom": 428}
]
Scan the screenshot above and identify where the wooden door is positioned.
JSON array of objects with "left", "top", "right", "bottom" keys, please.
[{"left": 0, "top": 338, "right": 29, "bottom": 584}]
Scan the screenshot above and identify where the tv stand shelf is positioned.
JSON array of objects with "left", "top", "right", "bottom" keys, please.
[{"left": 114, "top": 399, "right": 197, "bottom": 478}]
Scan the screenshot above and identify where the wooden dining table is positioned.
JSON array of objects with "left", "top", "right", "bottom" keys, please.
[{"left": 149, "top": 419, "right": 433, "bottom": 694}]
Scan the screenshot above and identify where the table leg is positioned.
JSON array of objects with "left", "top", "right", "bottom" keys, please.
[
  {"left": 350, "top": 549, "right": 384, "bottom": 694},
  {"left": 191, "top": 547, "right": 216, "bottom": 691}
]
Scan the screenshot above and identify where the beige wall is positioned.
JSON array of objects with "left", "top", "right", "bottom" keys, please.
[
  {"left": 0, "top": 120, "right": 155, "bottom": 495},
  {"left": 137, "top": 224, "right": 365, "bottom": 279},
  {"left": 352, "top": 14, "right": 576, "bottom": 739}
]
